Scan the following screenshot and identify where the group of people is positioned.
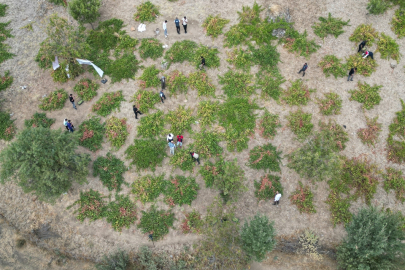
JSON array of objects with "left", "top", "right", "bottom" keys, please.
[
  {"left": 167, "top": 133, "right": 200, "bottom": 164},
  {"left": 63, "top": 118, "right": 75, "bottom": 133},
  {"left": 163, "top": 16, "right": 188, "bottom": 38}
]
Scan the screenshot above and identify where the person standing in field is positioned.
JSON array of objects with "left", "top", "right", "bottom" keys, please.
[
  {"left": 69, "top": 94, "right": 77, "bottom": 110},
  {"left": 177, "top": 134, "right": 183, "bottom": 148},
  {"left": 66, "top": 120, "right": 74, "bottom": 133},
  {"left": 358, "top": 40, "right": 366, "bottom": 53},
  {"left": 63, "top": 118, "right": 69, "bottom": 131},
  {"left": 160, "top": 90, "right": 166, "bottom": 103},
  {"left": 133, "top": 105, "right": 142, "bottom": 119},
  {"left": 200, "top": 56, "right": 205, "bottom": 70},
  {"left": 273, "top": 191, "right": 281, "bottom": 206},
  {"left": 163, "top": 20, "right": 168, "bottom": 38},
  {"left": 298, "top": 63, "right": 308, "bottom": 77},
  {"left": 182, "top": 16, "right": 188, "bottom": 33},
  {"left": 190, "top": 152, "right": 200, "bottom": 165},
  {"left": 347, "top": 67, "right": 357, "bottom": 81},
  {"left": 167, "top": 133, "right": 174, "bottom": 142},
  {"left": 168, "top": 141, "right": 176, "bottom": 155},
  {"left": 174, "top": 17, "right": 180, "bottom": 34}
]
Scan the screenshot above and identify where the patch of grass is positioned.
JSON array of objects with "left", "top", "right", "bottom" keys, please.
[
  {"left": 16, "top": 239, "right": 26, "bottom": 249},
  {"left": 188, "top": 71, "right": 216, "bottom": 97},
  {"left": 254, "top": 174, "right": 283, "bottom": 201},
  {"left": 391, "top": 9, "right": 405, "bottom": 38},
  {"left": 92, "top": 91, "right": 125, "bottom": 117},
  {"left": 133, "top": 1, "right": 160, "bottom": 22},
  {"left": 316, "top": 92, "right": 342, "bottom": 115},
  {"left": 223, "top": 128, "right": 251, "bottom": 152},
  {"left": 164, "top": 40, "right": 197, "bottom": 67},
  {"left": 0, "top": 4, "right": 8, "bottom": 16},
  {"left": 281, "top": 28, "right": 320, "bottom": 58},
  {"left": 376, "top": 32, "right": 401, "bottom": 62},
  {"left": 138, "top": 110, "right": 165, "bottom": 138},
  {"left": 290, "top": 181, "right": 316, "bottom": 214},
  {"left": 0, "top": 21, "right": 13, "bottom": 42},
  {"left": 24, "top": 112, "right": 55, "bottom": 128},
  {"left": 387, "top": 100, "right": 405, "bottom": 163},
  {"left": 48, "top": 0, "right": 67, "bottom": 6},
  {"left": 197, "top": 100, "right": 219, "bottom": 127},
  {"left": 181, "top": 210, "right": 203, "bottom": 234},
  {"left": 165, "top": 176, "right": 199, "bottom": 206},
  {"left": 226, "top": 47, "right": 253, "bottom": 71},
  {"left": 125, "top": 139, "right": 166, "bottom": 171},
  {"left": 218, "top": 70, "right": 254, "bottom": 98},
  {"left": 169, "top": 148, "right": 196, "bottom": 172},
  {"left": 138, "top": 66, "right": 160, "bottom": 89},
  {"left": 139, "top": 38, "right": 164, "bottom": 60},
  {"left": 165, "top": 105, "right": 195, "bottom": 135},
  {"left": 78, "top": 116, "right": 105, "bottom": 151},
  {"left": 105, "top": 117, "right": 129, "bottom": 150},
  {"left": 138, "top": 206, "right": 175, "bottom": 241},
  {"left": 367, "top": 0, "right": 391, "bottom": 15},
  {"left": 202, "top": 15, "right": 230, "bottom": 38},
  {"left": 131, "top": 90, "right": 160, "bottom": 113},
  {"left": 349, "top": 24, "right": 379, "bottom": 46},
  {"left": 87, "top": 19, "right": 125, "bottom": 51},
  {"left": 349, "top": 81, "right": 382, "bottom": 110},
  {"left": 287, "top": 110, "right": 313, "bottom": 140},
  {"left": 39, "top": 89, "right": 68, "bottom": 111},
  {"left": 318, "top": 55, "right": 347, "bottom": 78},
  {"left": 20, "top": 22, "right": 34, "bottom": 31},
  {"left": 68, "top": 189, "right": 107, "bottom": 222},
  {"left": 325, "top": 189, "right": 352, "bottom": 226},
  {"left": 0, "top": 43, "right": 14, "bottom": 64},
  {"left": 0, "top": 70, "right": 13, "bottom": 92},
  {"left": 193, "top": 45, "right": 220, "bottom": 69},
  {"left": 0, "top": 111, "right": 15, "bottom": 141},
  {"left": 250, "top": 44, "right": 281, "bottom": 73},
  {"left": 224, "top": 24, "right": 250, "bottom": 47},
  {"left": 346, "top": 53, "right": 378, "bottom": 77},
  {"left": 256, "top": 110, "right": 281, "bottom": 139},
  {"left": 312, "top": 13, "right": 350, "bottom": 39},
  {"left": 357, "top": 116, "right": 382, "bottom": 146},
  {"left": 131, "top": 174, "right": 166, "bottom": 203},
  {"left": 256, "top": 72, "right": 285, "bottom": 101},
  {"left": 166, "top": 70, "right": 188, "bottom": 95},
  {"left": 247, "top": 143, "right": 282, "bottom": 172},
  {"left": 319, "top": 120, "right": 349, "bottom": 151},
  {"left": 73, "top": 78, "right": 99, "bottom": 101},
  {"left": 105, "top": 195, "right": 137, "bottom": 232},
  {"left": 383, "top": 167, "right": 405, "bottom": 203},
  {"left": 283, "top": 80, "right": 315, "bottom": 106},
  {"left": 93, "top": 153, "right": 128, "bottom": 192},
  {"left": 192, "top": 130, "right": 223, "bottom": 158},
  {"left": 218, "top": 98, "right": 259, "bottom": 133},
  {"left": 106, "top": 53, "right": 141, "bottom": 83}
]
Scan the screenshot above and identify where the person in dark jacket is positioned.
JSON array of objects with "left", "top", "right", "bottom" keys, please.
[
  {"left": 347, "top": 67, "right": 357, "bottom": 81},
  {"left": 298, "top": 63, "right": 308, "bottom": 77},
  {"left": 160, "top": 90, "right": 166, "bottom": 103},
  {"left": 190, "top": 152, "right": 200, "bottom": 165},
  {"left": 358, "top": 40, "right": 366, "bottom": 53},
  {"left": 69, "top": 94, "right": 77, "bottom": 110},
  {"left": 133, "top": 105, "right": 142, "bottom": 119},
  {"left": 200, "top": 56, "right": 205, "bottom": 70},
  {"left": 174, "top": 17, "right": 180, "bottom": 34},
  {"left": 161, "top": 76, "right": 166, "bottom": 90},
  {"left": 362, "top": 50, "right": 374, "bottom": 59}
]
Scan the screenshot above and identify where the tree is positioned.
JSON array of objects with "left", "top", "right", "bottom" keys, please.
[
  {"left": 0, "top": 127, "right": 90, "bottom": 202},
  {"left": 240, "top": 214, "right": 277, "bottom": 262},
  {"left": 96, "top": 250, "right": 129, "bottom": 270},
  {"left": 69, "top": 0, "right": 101, "bottom": 29},
  {"left": 337, "top": 207, "right": 405, "bottom": 270}
]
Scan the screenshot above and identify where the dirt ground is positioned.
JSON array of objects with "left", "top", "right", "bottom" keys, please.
[{"left": 0, "top": 0, "right": 404, "bottom": 269}]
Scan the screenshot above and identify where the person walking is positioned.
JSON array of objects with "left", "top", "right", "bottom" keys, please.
[
  {"left": 69, "top": 94, "right": 77, "bottom": 110},
  {"left": 362, "top": 50, "right": 374, "bottom": 59},
  {"left": 182, "top": 16, "right": 188, "bottom": 34},
  {"left": 177, "top": 134, "right": 183, "bottom": 148},
  {"left": 347, "top": 67, "right": 357, "bottom": 81},
  {"left": 167, "top": 133, "right": 174, "bottom": 142},
  {"left": 358, "top": 40, "right": 366, "bottom": 53},
  {"left": 163, "top": 20, "right": 168, "bottom": 38},
  {"left": 63, "top": 118, "right": 69, "bottom": 131},
  {"left": 273, "top": 191, "right": 281, "bottom": 206},
  {"left": 133, "top": 105, "right": 142, "bottom": 119},
  {"left": 160, "top": 76, "right": 166, "bottom": 90},
  {"left": 168, "top": 141, "right": 176, "bottom": 155},
  {"left": 174, "top": 17, "right": 180, "bottom": 34},
  {"left": 68, "top": 119, "right": 75, "bottom": 130},
  {"left": 66, "top": 120, "right": 74, "bottom": 133},
  {"left": 298, "top": 63, "right": 308, "bottom": 77},
  {"left": 199, "top": 56, "right": 205, "bottom": 70},
  {"left": 190, "top": 152, "right": 200, "bottom": 165},
  {"left": 160, "top": 90, "right": 166, "bottom": 103}
]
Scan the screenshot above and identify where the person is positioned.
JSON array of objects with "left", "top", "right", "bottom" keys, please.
[
  {"left": 168, "top": 141, "right": 176, "bottom": 155},
  {"left": 200, "top": 56, "right": 205, "bottom": 70},
  {"left": 69, "top": 94, "right": 77, "bottom": 110},
  {"left": 167, "top": 133, "right": 174, "bottom": 142},
  {"left": 160, "top": 76, "right": 166, "bottom": 90},
  {"left": 163, "top": 20, "right": 168, "bottom": 38},
  {"left": 174, "top": 17, "right": 180, "bottom": 34},
  {"left": 358, "top": 40, "right": 366, "bottom": 53},
  {"left": 190, "top": 152, "right": 200, "bottom": 165},
  {"left": 66, "top": 120, "right": 74, "bottom": 133},
  {"left": 362, "top": 50, "right": 374, "bottom": 59},
  {"left": 273, "top": 191, "right": 281, "bottom": 206},
  {"left": 68, "top": 119, "right": 75, "bottom": 130},
  {"left": 177, "top": 134, "right": 183, "bottom": 148},
  {"left": 160, "top": 90, "right": 166, "bottom": 103},
  {"left": 63, "top": 118, "right": 69, "bottom": 131},
  {"left": 298, "top": 63, "right": 308, "bottom": 77},
  {"left": 182, "top": 16, "right": 188, "bottom": 34},
  {"left": 133, "top": 105, "right": 142, "bottom": 119},
  {"left": 347, "top": 67, "right": 357, "bottom": 81}
]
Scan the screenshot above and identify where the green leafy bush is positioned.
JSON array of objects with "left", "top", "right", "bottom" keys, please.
[
  {"left": 287, "top": 110, "right": 313, "bottom": 140},
  {"left": 78, "top": 116, "right": 105, "bottom": 151},
  {"left": 193, "top": 45, "right": 220, "bottom": 69},
  {"left": 325, "top": 189, "right": 352, "bottom": 226},
  {"left": 0, "top": 42, "right": 14, "bottom": 65},
  {"left": 202, "top": 15, "right": 229, "bottom": 38},
  {"left": 132, "top": 174, "right": 166, "bottom": 203},
  {"left": 312, "top": 13, "right": 350, "bottom": 39},
  {"left": 138, "top": 110, "right": 165, "bottom": 138},
  {"left": 349, "top": 24, "right": 379, "bottom": 45},
  {"left": 387, "top": 100, "right": 405, "bottom": 163},
  {"left": 68, "top": 0, "right": 101, "bottom": 29},
  {"left": 105, "top": 117, "right": 129, "bottom": 149},
  {"left": 192, "top": 131, "right": 223, "bottom": 158},
  {"left": 138, "top": 65, "right": 160, "bottom": 89},
  {"left": 224, "top": 24, "right": 250, "bottom": 47},
  {"left": 164, "top": 40, "right": 197, "bottom": 67},
  {"left": 346, "top": 53, "right": 378, "bottom": 77},
  {"left": 139, "top": 38, "right": 164, "bottom": 60},
  {"left": 247, "top": 144, "right": 281, "bottom": 172},
  {"left": 391, "top": 9, "right": 405, "bottom": 38},
  {"left": 383, "top": 167, "right": 405, "bottom": 203},
  {"left": 125, "top": 139, "right": 166, "bottom": 171},
  {"left": 24, "top": 112, "right": 55, "bottom": 128},
  {"left": 133, "top": 1, "right": 160, "bottom": 22},
  {"left": 223, "top": 128, "right": 251, "bottom": 152},
  {"left": 357, "top": 116, "right": 382, "bottom": 146},
  {"left": 0, "top": 3, "right": 8, "bottom": 16},
  {"left": 181, "top": 209, "right": 203, "bottom": 234},
  {"left": 166, "top": 70, "right": 188, "bottom": 95},
  {"left": 256, "top": 72, "right": 285, "bottom": 101},
  {"left": 68, "top": 189, "right": 107, "bottom": 222},
  {"left": 0, "top": 111, "right": 15, "bottom": 141},
  {"left": 226, "top": 47, "right": 253, "bottom": 71},
  {"left": 39, "top": 89, "right": 68, "bottom": 111},
  {"left": 93, "top": 153, "right": 128, "bottom": 192},
  {"left": 106, "top": 53, "right": 141, "bottom": 83},
  {"left": 92, "top": 91, "right": 125, "bottom": 117},
  {"left": 96, "top": 250, "right": 129, "bottom": 270},
  {"left": 250, "top": 44, "right": 281, "bottom": 73},
  {"left": 283, "top": 79, "right": 315, "bottom": 106},
  {"left": 0, "top": 70, "right": 13, "bottom": 92},
  {"left": 367, "top": 0, "right": 391, "bottom": 14},
  {"left": 316, "top": 92, "right": 342, "bottom": 115},
  {"left": 256, "top": 110, "right": 281, "bottom": 139},
  {"left": 318, "top": 55, "right": 347, "bottom": 78},
  {"left": 169, "top": 148, "right": 196, "bottom": 172},
  {"left": 197, "top": 100, "right": 219, "bottom": 127},
  {"left": 87, "top": 18, "right": 126, "bottom": 51},
  {"left": 218, "top": 98, "right": 259, "bottom": 133},
  {"left": 188, "top": 71, "right": 215, "bottom": 97},
  {"left": 349, "top": 81, "right": 382, "bottom": 110},
  {"left": 376, "top": 32, "right": 401, "bottom": 62},
  {"left": 48, "top": 0, "right": 67, "bottom": 6},
  {"left": 254, "top": 174, "right": 283, "bottom": 201},
  {"left": 51, "top": 61, "right": 85, "bottom": 83},
  {"left": 138, "top": 206, "right": 175, "bottom": 241},
  {"left": 131, "top": 90, "right": 160, "bottom": 113},
  {"left": 218, "top": 70, "right": 254, "bottom": 98},
  {"left": 105, "top": 195, "right": 137, "bottom": 232},
  {"left": 165, "top": 105, "right": 195, "bottom": 135},
  {"left": 289, "top": 181, "right": 316, "bottom": 214},
  {"left": 281, "top": 28, "right": 320, "bottom": 58},
  {"left": 165, "top": 176, "right": 199, "bottom": 206},
  {"left": 73, "top": 78, "right": 99, "bottom": 101},
  {"left": 319, "top": 120, "right": 349, "bottom": 151}
]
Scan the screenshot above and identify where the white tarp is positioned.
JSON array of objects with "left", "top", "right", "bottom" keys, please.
[
  {"left": 138, "top": 24, "right": 146, "bottom": 32},
  {"left": 52, "top": 56, "right": 60, "bottom": 70},
  {"left": 76, "top": 58, "right": 104, "bottom": 77}
]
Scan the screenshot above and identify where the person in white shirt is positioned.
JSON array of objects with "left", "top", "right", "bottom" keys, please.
[
  {"left": 182, "top": 16, "right": 188, "bottom": 34},
  {"left": 190, "top": 152, "right": 200, "bottom": 165},
  {"left": 167, "top": 133, "right": 174, "bottom": 142},
  {"left": 273, "top": 191, "right": 281, "bottom": 206},
  {"left": 63, "top": 118, "right": 69, "bottom": 131},
  {"left": 163, "top": 20, "right": 168, "bottom": 38}
]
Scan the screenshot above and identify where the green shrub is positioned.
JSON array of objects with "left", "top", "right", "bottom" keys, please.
[
  {"left": 218, "top": 70, "right": 254, "bottom": 98},
  {"left": 164, "top": 40, "right": 197, "bottom": 67},
  {"left": 254, "top": 174, "right": 283, "bottom": 201},
  {"left": 0, "top": 3, "right": 8, "bottom": 16},
  {"left": 78, "top": 116, "right": 105, "bottom": 151},
  {"left": 223, "top": 128, "right": 251, "bottom": 152},
  {"left": 0, "top": 111, "right": 15, "bottom": 141},
  {"left": 138, "top": 110, "right": 165, "bottom": 138},
  {"left": 316, "top": 92, "right": 342, "bottom": 115},
  {"left": 289, "top": 181, "right": 316, "bottom": 214},
  {"left": 105, "top": 117, "right": 129, "bottom": 150},
  {"left": 325, "top": 189, "right": 352, "bottom": 226},
  {"left": 391, "top": 9, "right": 405, "bottom": 38},
  {"left": 166, "top": 70, "right": 188, "bottom": 95},
  {"left": 138, "top": 206, "right": 175, "bottom": 241},
  {"left": 96, "top": 250, "right": 129, "bottom": 270},
  {"left": 131, "top": 90, "right": 160, "bottom": 113},
  {"left": 87, "top": 18, "right": 126, "bottom": 51},
  {"left": 139, "top": 65, "right": 160, "bottom": 89},
  {"left": 287, "top": 110, "right": 313, "bottom": 140},
  {"left": 181, "top": 209, "right": 203, "bottom": 234},
  {"left": 250, "top": 43, "right": 281, "bottom": 73},
  {"left": 283, "top": 79, "right": 315, "bottom": 106},
  {"left": 165, "top": 175, "right": 199, "bottom": 206},
  {"left": 39, "top": 89, "right": 68, "bottom": 111},
  {"left": 357, "top": 116, "right": 382, "bottom": 146},
  {"left": 0, "top": 70, "right": 13, "bottom": 92},
  {"left": 0, "top": 21, "right": 13, "bottom": 42},
  {"left": 256, "top": 72, "right": 285, "bottom": 101},
  {"left": 192, "top": 130, "right": 223, "bottom": 158},
  {"left": 247, "top": 144, "right": 281, "bottom": 172},
  {"left": 349, "top": 24, "right": 379, "bottom": 45},
  {"left": 188, "top": 71, "right": 215, "bottom": 97},
  {"left": 105, "top": 195, "right": 137, "bottom": 232},
  {"left": 69, "top": 0, "right": 101, "bottom": 29},
  {"left": 387, "top": 100, "right": 405, "bottom": 163},
  {"left": 106, "top": 53, "right": 141, "bottom": 83},
  {"left": 93, "top": 153, "right": 128, "bottom": 192},
  {"left": 226, "top": 47, "right": 253, "bottom": 71},
  {"left": 133, "top": 1, "right": 160, "bottom": 22},
  {"left": 139, "top": 38, "right": 164, "bottom": 60},
  {"left": 367, "top": 0, "right": 391, "bottom": 14},
  {"left": 346, "top": 53, "right": 378, "bottom": 77},
  {"left": 197, "top": 100, "right": 219, "bottom": 127},
  {"left": 165, "top": 105, "right": 195, "bottom": 135},
  {"left": 48, "top": 0, "right": 67, "bottom": 6},
  {"left": 24, "top": 112, "right": 55, "bottom": 128},
  {"left": 68, "top": 189, "right": 107, "bottom": 222},
  {"left": 193, "top": 45, "right": 220, "bottom": 69},
  {"left": 377, "top": 32, "right": 401, "bottom": 62},
  {"left": 132, "top": 174, "right": 166, "bottom": 203},
  {"left": 0, "top": 43, "right": 14, "bottom": 64},
  {"left": 256, "top": 110, "right": 281, "bottom": 139},
  {"left": 337, "top": 207, "right": 405, "bottom": 269},
  {"left": 312, "top": 13, "right": 350, "bottom": 39},
  {"left": 202, "top": 15, "right": 229, "bottom": 38},
  {"left": 125, "top": 139, "right": 166, "bottom": 171},
  {"left": 92, "top": 91, "right": 125, "bottom": 117},
  {"left": 73, "top": 78, "right": 99, "bottom": 101},
  {"left": 383, "top": 167, "right": 405, "bottom": 203},
  {"left": 0, "top": 21, "right": 14, "bottom": 64},
  {"left": 218, "top": 98, "right": 259, "bottom": 133},
  {"left": 51, "top": 61, "right": 85, "bottom": 83},
  {"left": 169, "top": 148, "right": 196, "bottom": 172},
  {"left": 349, "top": 81, "right": 382, "bottom": 110},
  {"left": 319, "top": 120, "right": 349, "bottom": 151},
  {"left": 224, "top": 24, "right": 250, "bottom": 47},
  {"left": 281, "top": 28, "right": 320, "bottom": 58},
  {"left": 318, "top": 55, "right": 347, "bottom": 78}
]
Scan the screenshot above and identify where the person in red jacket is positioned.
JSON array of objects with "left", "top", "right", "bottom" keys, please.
[{"left": 177, "top": 134, "right": 183, "bottom": 148}]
